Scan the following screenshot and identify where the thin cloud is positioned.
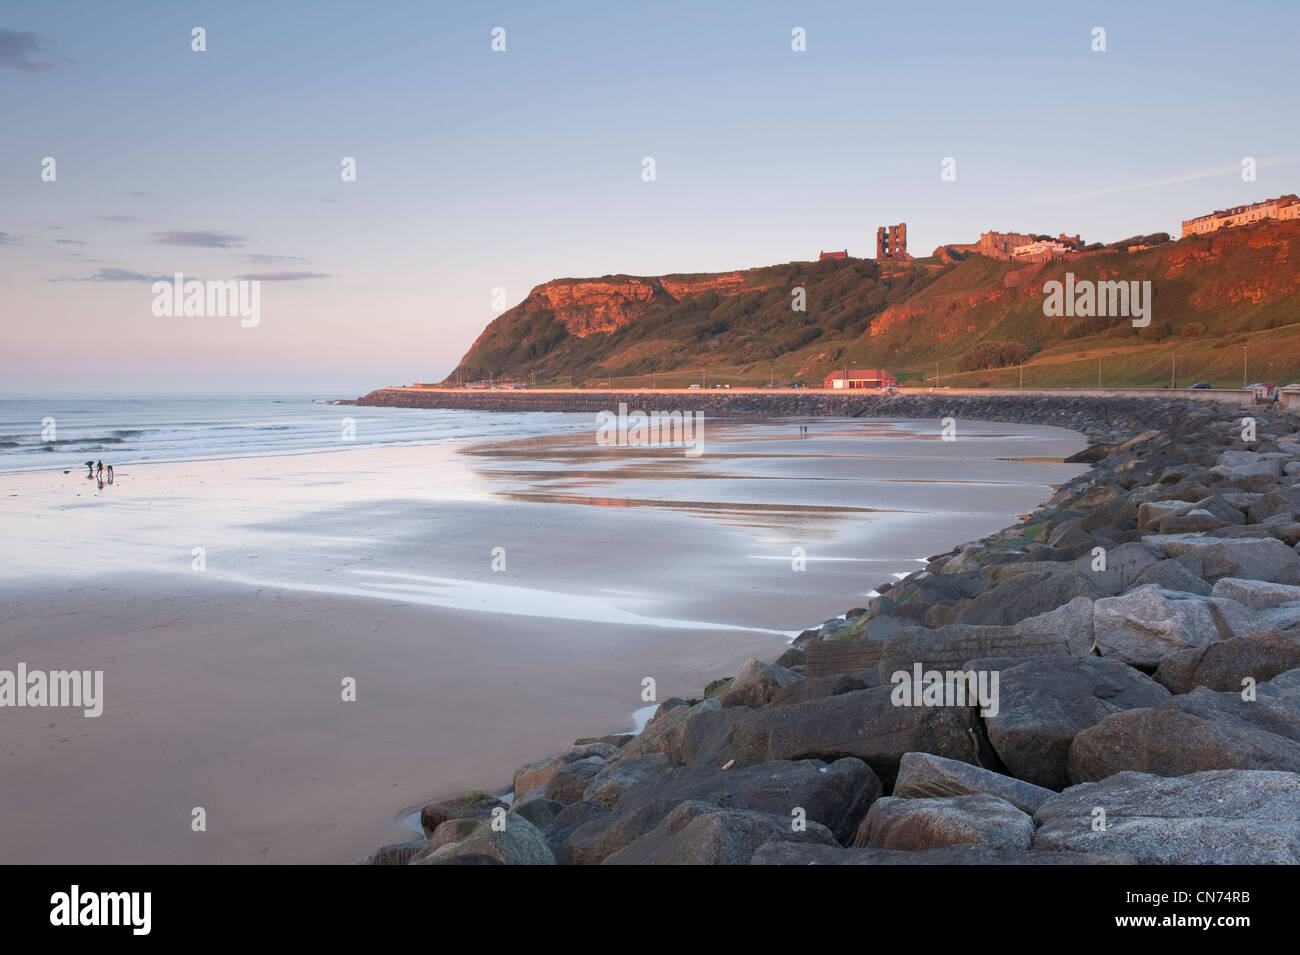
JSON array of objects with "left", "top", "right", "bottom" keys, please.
[
  {"left": 243, "top": 253, "right": 309, "bottom": 266},
  {"left": 93, "top": 215, "right": 141, "bottom": 223},
  {"left": 234, "top": 271, "right": 330, "bottom": 281},
  {"left": 1054, "top": 156, "right": 1299, "bottom": 202},
  {"left": 48, "top": 267, "right": 179, "bottom": 283},
  {"left": 0, "top": 28, "right": 56, "bottom": 72},
  {"left": 128, "top": 190, "right": 152, "bottom": 197},
  {"left": 0, "top": 232, "right": 22, "bottom": 245},
  {"left": 54, "top": 238, "right": 85, "bottom": 245},
  {"left": 319, "top": 198, "right": 338, "bottom": 204},
  {"left": 153, "top": 230, "right": 246, "bottom": 248}
]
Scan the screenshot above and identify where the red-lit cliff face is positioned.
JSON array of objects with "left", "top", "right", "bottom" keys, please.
[
  {"left": 868, "top": 219, "right": 1300, "bottom": 348},
  {"left": 444, "top": 218, "right": 1300, "bottom": 386},
  {"left": 525, "top": 273, "right": 753, "bottom": 337}
]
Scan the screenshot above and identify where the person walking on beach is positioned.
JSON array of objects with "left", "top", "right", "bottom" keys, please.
[
  {"left": 96, "top": 460, "right": 103, "bottom": 479},
  {"left": 106, "top": 465, "right": 114, "bottom": 484}
]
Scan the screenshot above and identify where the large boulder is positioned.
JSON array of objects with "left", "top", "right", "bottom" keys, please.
[
  {"left": 513, "top": 741, "right": 616, "bottom": 797},
  {"left": 1014, "top": 596, "right": 1096, "bottom": 656},
  {"left": 853, "top": 794, "right": 1034, "bottom": 851},
  {"left": 1066, "top": 669, "right": 1300, "bottom": 780},
  {"left": 544, "top": 755, "right": 607, "bottom": 804},
  {"left": 715, "top": 658, "right": 803, "bottom": 708},
  {"left": 953, "top": 571, "right": 1099, "bottom": 626},
  {"left": 1127, "top": 557, "right": 1212, "bottom": 596},
  {"left": 418, "top": 791, "right": 508, "bottom": 837},
  {"left": 769, "top": 672, "right": 875, "bottom": 707},
  {"left": 892, "top": 752, "right": 1055, "bottom": 814},
  {"left": 610, "top": 698, "right": 737, "bottom": 765},
  {"left": 1154, "top": 630, "right": 1300, "bottom": 694},
  {"left": 414, "top": 814, "right": 556, "bottom": 865},
  {"left": 877, "top": 623, "right": 1068, "bottom": 677},
  {"left": 972, "top": 656, "right": 1171, "bottom": 790},
  {"left": 1142, "top": 535, "right": 1300, "bottom": 584},
  {"left": 1092, "top": 585, "right": 1270, "bottom": 668},
  {"left": 1211, "top": 577, "right": 1300, "bottom": 610},
  {"left": 565, "top": 757, "right": 880, "bottom": 863},
  {"left": 1247, "top": 487, "right": 1300, "bottom": 524},
  {"left": 1137, "top": 500, "right": 1199, "bottom": 530},
  {"left": 723, "top": 683, "right": 982, "bottom": 786},
  {"left": 602, "top": 801, "right": 838, "bottom": 865},
  {"left": 1033, "top": 769, "right": 1300, "bottom": 863},
  {"left": 582, "top": 753, "right": 672, "bottom": 809}
]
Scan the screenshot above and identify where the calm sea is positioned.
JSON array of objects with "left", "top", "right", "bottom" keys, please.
[{"left": 0, "top": 394, "right": 590, "bottom": 474}]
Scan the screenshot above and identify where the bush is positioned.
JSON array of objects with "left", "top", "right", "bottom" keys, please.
[
  {"left": 1182, "top": 322, "right": 1206, "bottom": 338},
  {"left": 957, "top": 341, "right": 1031, "bottom": 371}
]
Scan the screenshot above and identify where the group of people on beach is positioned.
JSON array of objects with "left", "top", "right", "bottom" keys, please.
[{"left": 85, "top": 459, "right": 114, "bottom": 488}]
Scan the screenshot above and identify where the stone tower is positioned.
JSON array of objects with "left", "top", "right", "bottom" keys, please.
[{"left": 876, "top": 223, "right": 908, "bottom": 260}]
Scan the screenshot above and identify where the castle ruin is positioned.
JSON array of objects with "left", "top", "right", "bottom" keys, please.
[{"left": 876, "top": 223, "right": 909, "bottom": 260}]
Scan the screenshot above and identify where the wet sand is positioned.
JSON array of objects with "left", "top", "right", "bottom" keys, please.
[{"left": 0, "top": 416, "right": 1088, "bottom": 863}]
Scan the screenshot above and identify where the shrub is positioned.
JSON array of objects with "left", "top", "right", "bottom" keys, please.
[
  {"left": 957, "top": 341, "right": 1031, "bottom": 371},
  {"left": 1182, "top": 322, "right": 1206, "bottom": 338}
]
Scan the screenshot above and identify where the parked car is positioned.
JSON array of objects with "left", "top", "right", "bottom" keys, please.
[
  {"left": 1188, "top": 382, "right": 1212, "bottom": 389},
  {"left": 1248, "top": 382, "right": 1279, "bottom": 402},
  {"left": 688, "top": 383, "right": 701, "bottom": 389}
]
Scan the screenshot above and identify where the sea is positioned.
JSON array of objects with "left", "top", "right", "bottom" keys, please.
[{"left": 0, "top": 393, "right": 592, "bottom": 475}]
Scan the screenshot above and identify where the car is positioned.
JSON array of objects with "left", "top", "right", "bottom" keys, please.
[
  {"left": 1188, "top": 382, "right": 1212, "bottom": 389},
  {"left": 688, "top": 383, "right": 701, "bottom": 389}
]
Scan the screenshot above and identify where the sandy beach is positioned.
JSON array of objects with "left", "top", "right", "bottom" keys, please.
[{"left": 0, "top": 415, "right": 1087, "bottom": 863}]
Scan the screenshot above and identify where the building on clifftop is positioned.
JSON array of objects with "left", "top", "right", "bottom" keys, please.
[{"left": 1181, "top": 194, "right": 1300, "bottom": 237}]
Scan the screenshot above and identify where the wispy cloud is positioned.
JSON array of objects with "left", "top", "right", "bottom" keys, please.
[
  {"left": 1054, "top": 156, "right": 1299, "bottom": 202},
  {"left": 0, "top": 231, "right": 22, "bottom": 246},
  {"left": 128, "top": 190, "right": 152, "bottom": 198},
  {"left": 48, "top": 267, "right": 179, "bottom": 283},
  {"left": 93, "top": 215, "right": 140, "bottom": 223},
  {"left": 54, "top": 238, "right": 85, "bottom": 245},
  {"left": 153, "top": 230, "right": 246, "bottom": 248},
  {"left": 319, "top": 198, "right": 338, "bottom": 204},
  {"left": 234, "top": 271, "right": 330, "bottom": 281},
  {"left": 243, "top": 253, "right": 309, "bottom": 266},
  {"left": 0, "top": 28, "right": 56, "bottom": 72}
]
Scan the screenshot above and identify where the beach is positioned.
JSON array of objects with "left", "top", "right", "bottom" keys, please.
[{"left": 0, "top": 412, "right": 1087, "bottom": 863}]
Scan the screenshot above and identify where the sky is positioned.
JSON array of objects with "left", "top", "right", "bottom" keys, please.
[{"left": 2, "top": 0, "right": 1298, "bottom": 393}]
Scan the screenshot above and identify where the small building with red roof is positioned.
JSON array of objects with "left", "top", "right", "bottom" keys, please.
[{"left": 824, "top": 369, "right": 897, "bottom": 389}]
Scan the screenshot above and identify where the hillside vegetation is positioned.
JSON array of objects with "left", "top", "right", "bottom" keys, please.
[{"left": 446, "top": 220, "right": 1300, "bottom": 390}]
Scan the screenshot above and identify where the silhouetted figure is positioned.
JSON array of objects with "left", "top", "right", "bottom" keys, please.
[
  {"left": 96, "top": 460, "right": 103, "bottom": 478},
  {"left": 106, "top": 465, "right": 114, "bottom": 484},
  {"left": 85, "top": 460, "right": 95, "bottom": 478}
]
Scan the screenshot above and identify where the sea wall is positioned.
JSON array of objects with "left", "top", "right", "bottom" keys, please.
[{"left": 357, "top": 395, "right": 1300, "bottom": 866}]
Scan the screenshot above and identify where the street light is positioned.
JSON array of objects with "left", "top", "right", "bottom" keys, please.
[{"left": 1243, "top": 344, "right": 1248, "bottom": 388}]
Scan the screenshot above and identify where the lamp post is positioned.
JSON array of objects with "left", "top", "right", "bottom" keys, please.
[{"left": 1243, "top": 344, "right": 1248, "bottom": 388}]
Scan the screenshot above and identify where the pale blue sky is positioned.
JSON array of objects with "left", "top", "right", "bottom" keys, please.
[{"left": 2, "top": 0, "right": 1298, "bottom": 392}]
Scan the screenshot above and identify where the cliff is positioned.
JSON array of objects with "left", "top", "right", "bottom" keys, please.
[{"left": 444, "top": 220, "right": 1300, "bottom": 389}]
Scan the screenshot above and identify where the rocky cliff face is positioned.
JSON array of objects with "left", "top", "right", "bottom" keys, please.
[
  {"left": 524, "top": 273, "right": 754, "bottom": 337},
  {"left": 444, "top": 219, "right": 1300, "bottom": 387}
]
